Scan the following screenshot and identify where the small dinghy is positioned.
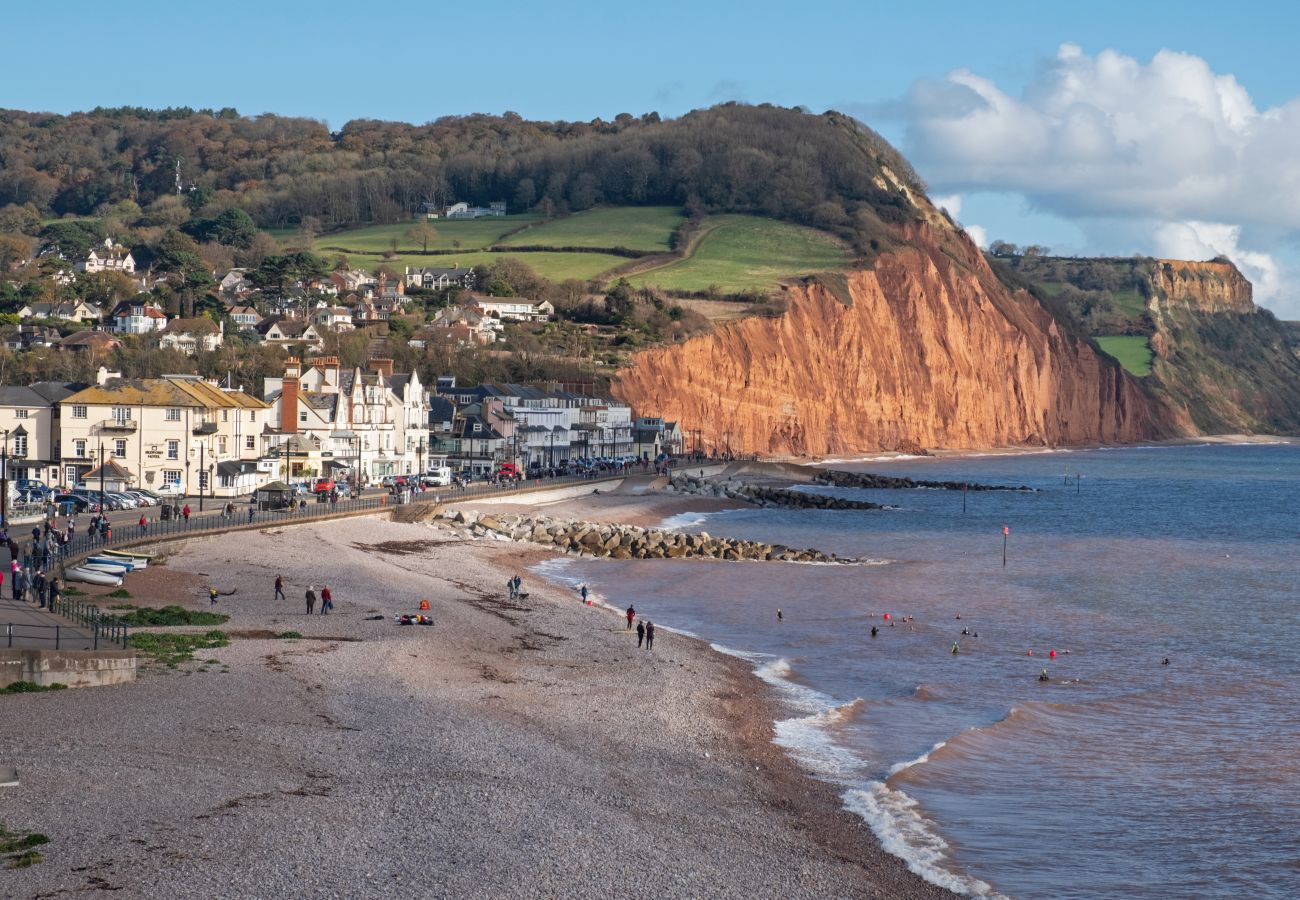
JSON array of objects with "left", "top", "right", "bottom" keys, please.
[
  {"left": 66, "top": 566, "right": 123, "bottom": 587},
  {"left": 89, "top": 556, "right": 136, "bottom": 571},
  {"left": 103, "top": 549, "right": 152, "bottom": 564},
  {"left": 82, "top": 562, "right": 129, "bottom": 577}
]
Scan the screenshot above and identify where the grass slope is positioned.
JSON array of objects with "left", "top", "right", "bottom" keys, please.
[
  {"left": 1095, "top": 336, "right": 1154, "bottom": 376},
  {"left": 312, "top": 215, "right": 537, "bottom": 255},
  {"left": 499, "top": 206, "right": 684, "bottom": 251},
  {"left": 628, "top": 215, "right": 850, "bottom": 293}
]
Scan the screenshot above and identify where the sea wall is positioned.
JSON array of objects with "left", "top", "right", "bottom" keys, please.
[{"left": 0, "top": 649, "right": 137, "bottom": 689}]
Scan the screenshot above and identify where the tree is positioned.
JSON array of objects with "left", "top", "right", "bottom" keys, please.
[
  {"left": 405, "top": 221, "right": 438, "bottom": 253},
  {"left": 0, "top": 234, "right": 33, "bottom": 270},
  {"left": 988, "top": 240, "right": 1019, "bottom": 258}
]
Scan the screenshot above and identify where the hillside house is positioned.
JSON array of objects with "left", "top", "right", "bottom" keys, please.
[
  {"left": 59, "top": 331, "right": 122, "bottom": 354},
  {"left": 257, "top": 317, "right": 324, "bottom": 351},
  {"left": 404, "top": 266, "right": 477, "bottom": 292},
  {"left": 159, "top": 317, "right": 224, "bottom": 355},
  {"left": 465, "top": 294, "right": 554, "bottom": 322},
  {"left": 4, "top": 325, "right": 62, "bottom": 351},
  {"left": 17, "top": 300, "right": 102, "bottom": 324},
  {"left": 77, "top": 239, "right": 136, "bottom": 275},
  {"left": 109, "top": 301, "right": 167, "bottom": 334},
  {"left": 310, "top": 306, "right": 355, "bottom": 332},
  {"left": 228, "top": 305, "right": 262, "bottom": 330}
]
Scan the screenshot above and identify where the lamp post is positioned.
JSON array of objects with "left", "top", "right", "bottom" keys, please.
[
  {"left": 98, "top": 440, "right": 106, "bottom": 512},
  {"left": 0, "top": 428, "right": 9, "bottom": 530},
  {"left": 199, "top": 441, "right": 206, "bottom": 512}
]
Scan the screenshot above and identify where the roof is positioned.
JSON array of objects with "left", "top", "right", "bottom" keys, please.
[
  {"left": 162, "top": 317, "right": 219, "bottom": 335},
  {"left": 62, "top": 376, "right": 269, "bottom": 411},
  {"left": 84, "top": 459, "right": 133, "bottom": 479},
  {"left": 59, "top": 331, "right": 121, "bottom": 349},
  {"left": 0, "top": 386, "right": 55, "bottom": 407}
]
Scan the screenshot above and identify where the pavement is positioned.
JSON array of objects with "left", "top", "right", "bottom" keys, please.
[{"left": 0, "top": 595, "right": 96, "bottom": 651}]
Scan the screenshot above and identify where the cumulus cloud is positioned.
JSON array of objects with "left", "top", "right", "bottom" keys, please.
[{"left": 886, "top": 44, "right": 1300, "bottom": 313}]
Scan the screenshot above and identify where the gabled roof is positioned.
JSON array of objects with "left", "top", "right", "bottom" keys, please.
[
  {"left": 162, "top": 317, "right": 220, "bottom": 335},
  {"left": 84, "top": 459, "right": 133, "bottom": 479}
]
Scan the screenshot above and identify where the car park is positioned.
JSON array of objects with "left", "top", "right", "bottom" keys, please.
[{"left": 53, "top": 493, "right": 92, "bottom": 512}]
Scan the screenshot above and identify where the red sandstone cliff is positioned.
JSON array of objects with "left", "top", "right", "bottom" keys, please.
[
  {"left": 613, "top": 225, "right": 1175, "bottom": 455},
  {"left": 1148, "top": 259, "right": 1253, "bottom": 314}
]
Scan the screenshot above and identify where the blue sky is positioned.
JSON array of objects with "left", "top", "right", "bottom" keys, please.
[{"left": 4, "top": 0, "right": 1298, "bottom": 313}]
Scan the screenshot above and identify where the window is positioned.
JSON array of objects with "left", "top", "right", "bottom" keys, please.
[
  {"left": 74, "top": 439, "right": 86, "bottom": 457},
  {"left": 222, "top": 410, "right": 228, "bottom": 422},
  {"left": 165, "top": 408, "right": 181, "bottom": 421},
  {"left": 299, "top": 412, "right": 307, "bottom": 422},
  {"left": 218, "top": 437, "right": 227, "bottom": 455},
  {"left": 72, "top": 405, "right": 87, "bottom": 419},
  {"left": 13, "top": 434, "right": 27, "bottom": 457},
  {"left": 167, "top": 440, "right": 179, "bottom": 460},
  {"left": 245, "top": 435, "right": 256, "bottom": 451},
  {"left": 249, "top": 410, "right": 257, "bottom": 422},
  {"left": 111, "top": 407, "right": 131, "bottom": 424},
  {"left": 163, "top": 470, "right": 181, "bottom": 486},
  {"left": 15, "top": 409, "right": 27, "bottom": 419},
  {"left": 114, "top": 439, "right": 127, "bottom": 457}
]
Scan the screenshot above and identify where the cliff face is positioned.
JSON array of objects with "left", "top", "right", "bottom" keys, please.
[
  {"left": 1148, "top": 259, "right": 1254, "bottom": 314},
  {"left": 613, "top": 224, "right": 1174, "bottom": 455}
]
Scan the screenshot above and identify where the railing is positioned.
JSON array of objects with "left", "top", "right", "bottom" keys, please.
[{"left": 2, "top": 616, "right": 126, "bottom": 651}]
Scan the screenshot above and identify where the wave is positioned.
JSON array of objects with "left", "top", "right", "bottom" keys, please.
[
  {"left": 658, "top": 512, "right": 713, "bottom": 531},
  {"left": 844, "top": 784, "right": 1007, "bottom": 898}
]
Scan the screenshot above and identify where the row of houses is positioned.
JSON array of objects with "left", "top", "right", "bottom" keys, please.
[
  {"left": 0, "top": 355, "right": 431, "bottom": 499},
  {"left": 427, "top": 379, "right": 681, "bottom": 474}
]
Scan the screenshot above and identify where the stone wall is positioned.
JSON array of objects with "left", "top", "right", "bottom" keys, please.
[{"left": 0, "top": 649, "right": 137, "bottom": 689}]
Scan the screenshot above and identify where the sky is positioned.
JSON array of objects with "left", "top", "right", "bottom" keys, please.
[{"left": 4, "top": 0, "right": 1300, "bottom": 315}]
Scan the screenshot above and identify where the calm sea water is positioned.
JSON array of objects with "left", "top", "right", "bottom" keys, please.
[{"left": 536, "top": 444, "right": 1300, "bottom": 899}]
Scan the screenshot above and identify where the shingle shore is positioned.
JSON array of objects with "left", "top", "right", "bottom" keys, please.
[{"left": 3, "top": 513, "right": 951, "bottom": 899}]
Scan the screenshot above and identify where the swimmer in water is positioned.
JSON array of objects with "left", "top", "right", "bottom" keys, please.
[
  {"left": 951, "top": 642, "right": 960, "bottom": 654},
  {"left": 961, "top": 627, "right": 970, "bottom": 635},
  {"left": 777, "top": 608, "right": 783, "bottom": 621},
  {"left": 1039, "top": 668, "right": 1050, "bottom": 682},
  {"left": 870, "top": 625, "right": 879, "bottom": 637},
  {"left": 1162, "top": 657, "right": 1171, "bottom": 666}
]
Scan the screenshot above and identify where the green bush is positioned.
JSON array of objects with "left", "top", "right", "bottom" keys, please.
[
  {"left": 129, "top": 630, "right": 229, "bottom": 667},
  {"left": 0, "top": 682, "right": 67, "bottom": 694},
  {"left": 274, "top": 631, "right": 303, "bottom": 640},
  {"left": 110, "top": 605, "right": 229, "bottom": 627}
]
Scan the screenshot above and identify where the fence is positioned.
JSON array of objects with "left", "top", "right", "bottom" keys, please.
[{"left": 2, "top": 618, "right": 121, "bottom": 651}]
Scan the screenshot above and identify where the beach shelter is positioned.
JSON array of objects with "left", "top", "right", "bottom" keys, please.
[
  {"left": 254, "top": 480, "right": 294, "bottom": 511},
  {"left": 83, "top": 458, "right": 134, "bottom": 492}
]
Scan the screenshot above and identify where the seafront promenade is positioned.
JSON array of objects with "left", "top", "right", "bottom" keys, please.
[{"left": 0, "top": 471, "right": 629, "bottom": 650}]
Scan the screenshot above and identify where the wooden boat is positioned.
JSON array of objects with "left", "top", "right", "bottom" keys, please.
[
  {"left": 65, "top": 566, "right": 123, "bottom": 587},
  {"left": 89, "top": 555, "right": 137, "bottom": 571},
  {"left": 102, "top": 549, "right": 153, "bottom": 562}
]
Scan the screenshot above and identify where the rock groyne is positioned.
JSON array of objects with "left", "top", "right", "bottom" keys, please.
[
  {"left": 437, "top": 510, "right": 854, "bottom": 563},
  {"left": 814, "top": 470, "right": 1035, "bottom": 492},
  {"left": 666, "top": 474, "right": 891, "bottom": 509}
]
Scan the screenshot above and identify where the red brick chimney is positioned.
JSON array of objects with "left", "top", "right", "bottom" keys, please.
[
  {"left": 367, "top": 357, "right": 394, "bottom": 378},
  {"left": 281, "top": 357, "right": 301, "bottom": 434}
]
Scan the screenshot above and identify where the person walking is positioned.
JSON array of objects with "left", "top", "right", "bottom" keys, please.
[
  {"left": 274, "top": 575, "right": 286, "bottom": 603},
  {"left": 305, "top": 585, "right": 317, "bottom": 615},
  {"left": 645, "top": 620, "right": 655, "bottom": 651},
  {"left": 320, "top": 584, "right": 333, "bottom": 615},
  {"left": 33, "top": 571, "right": 46, "bottom": 609},
  {"left": 636, "top": 619, "right": 645, "bottom": 648},
  {"left": 506, "top": 577, "right": 516, "bottom": 600},
  {"left": 512, "top": 575, "right": 523, "bottom": 598},
  {"left": 182, "top": 504, "right": 191, "bottom": 523},
  {"left": 139, "top": 513, "right": 148, "bottom": 534},
  {"left": 626, "top": 605, "right": 636, "bottom": 630},
  {"left": 248, "top": 505, "right": 256, "bottom": 523},
  {"left": 12, "top": 566, "right": 25, "bottom": 602},
  {"left": 580, "top": 584, "right": 589, "bottom": 604}
]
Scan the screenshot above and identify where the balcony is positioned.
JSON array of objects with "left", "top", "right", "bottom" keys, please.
[
  {"left": 192, "top": 422, "right": 219, "bottom": 435},
  {"left": 98, "top": 419, "right": 137, "bottom": 433}
]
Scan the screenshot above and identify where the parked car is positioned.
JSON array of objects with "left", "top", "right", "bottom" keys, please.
[
  {"left": 107, "top": 492, "right": 138, "bottom": 509},
  {"left": 123, "top": 490, "right": 155, "bottom": 506},
  {"left": 53, "top": 493, "right": 92, "bottom": 512},
  {"left": 497, "top": 462, "right": 519, "bottom": 478},
  {"left": 313, "top": 478, "right": 335, "bottom": 493}
]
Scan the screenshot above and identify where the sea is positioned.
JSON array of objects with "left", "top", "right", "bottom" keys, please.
[{"left": 534, "top": 443, "right": 1300, "bottom": 899}]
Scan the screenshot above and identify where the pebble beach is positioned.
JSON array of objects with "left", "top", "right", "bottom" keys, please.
[{"left": 3, "top": 500, "right": 951, "bottom": 899}]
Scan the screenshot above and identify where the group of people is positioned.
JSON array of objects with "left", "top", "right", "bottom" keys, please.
[
  {"left": 506, "top": 574, "right": 524, "bottom": 600},
  {"left": 268, "top": 574, "right": 334, "bottom": 615},
  {"left": 624, "top": 604, "right": 655, "bottom": 650}
]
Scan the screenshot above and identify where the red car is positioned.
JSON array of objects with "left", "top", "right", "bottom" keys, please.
[{"left": 314, "top": 478, "right": 335, "bottom": 493}]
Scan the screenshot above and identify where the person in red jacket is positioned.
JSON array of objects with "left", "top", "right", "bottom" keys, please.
[{"left": 182, "top": 504, "right": 191, "bottom": 522}]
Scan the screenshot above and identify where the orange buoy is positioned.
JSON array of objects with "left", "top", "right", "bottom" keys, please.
[
  {"left": 419, "top": 599, "right": 430, "bottom": 611},
  {"left": 883, "top": 613, "right": 890, "bottom": 621}
]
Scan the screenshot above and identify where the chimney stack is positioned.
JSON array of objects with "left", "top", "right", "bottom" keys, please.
[
  {"left": 367, "top": 357, "right": 394, "bottom": 378},
  {"left": 281, "top": 357, "right": 300, "bottom": 434}
]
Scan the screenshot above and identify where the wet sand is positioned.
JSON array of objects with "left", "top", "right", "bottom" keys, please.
[{"left": 2, "top": 505, "right": 949, "bottom": 898}]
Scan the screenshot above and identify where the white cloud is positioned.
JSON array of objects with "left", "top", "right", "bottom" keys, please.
[
  {"left": 932, "top": 194, "right": 962, "bottom": 217},
  {"left": 887, "top": 44, "right": 1300, "bottom": 314},
  {"left": 965, "top": 224, "right": 988, "bottom": 249}
]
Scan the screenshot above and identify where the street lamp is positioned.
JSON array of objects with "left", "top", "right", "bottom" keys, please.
[
  {"left": 0, "top": 428, "right": 9, "bottom": 530},
  {"left": 199, "top": 440, "right": 207, "bottom": 512}
]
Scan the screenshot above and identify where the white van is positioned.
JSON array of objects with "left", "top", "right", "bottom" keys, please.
[{"left": 421, "top": 466, "right": 453, "bottom": 487}]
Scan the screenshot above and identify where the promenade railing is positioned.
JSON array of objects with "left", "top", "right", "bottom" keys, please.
[{"left": 2, "top": 619, "right": 124, "bottom": 651}]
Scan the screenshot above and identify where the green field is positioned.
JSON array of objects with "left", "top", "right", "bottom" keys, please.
[
  {"left": 1096, "top": 335, "right": 1154, "bottom": 376},
  {"left": 322, "top": 249, "right": 626, "bottom": 282},
  {"left": 499, "top": 206, "right": 684, "bottom": 251},
  {"left": 628, "top": 215, "right": 851, "bottom": 292},
  {"left": 312, "top": 215, "right": 537, "bottom": 255}
]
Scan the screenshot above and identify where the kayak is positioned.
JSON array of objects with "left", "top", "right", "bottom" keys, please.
[
  {"left": 103, "top": 549, "right": 153, "bottom": 562},
  {"left": 82, "top": 562, "right": 129, "bottom": 576},
  {"left": 89, "top": 556, "right": 136, "bottom": 571},
  {"left": 65, "top": 566, "right": 123, "bottom": 587},
  {"left": 99, "top": 551, "right": 147, "bottom": 568}
]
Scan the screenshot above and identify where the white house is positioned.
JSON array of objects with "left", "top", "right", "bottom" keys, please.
[
  {"left": 109, "top": 300, "right": 167, "bottom": 334},
  {"left": 310, "top": 306, "right": 355, "bottom": 332},
  {"left": 465, "top": 295, "right": 554, "bottom": 322},
  {"left": 17, "top": 300, "right": 102, "bottom": 323},
  {"left": 159, "top": 318, "right": 224, "bottom": 355},
  {"left": 77, "top": 239, "right": 136, "bottom": 275},
  {"left": 257, "top": 318, "right": 324, "bottom": 351},
  {"left": 228, "top": 305, "right": 262, "bottom": 330},
  {"left": 404, "top": 266, "right": 477, "bottom": 291}
]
